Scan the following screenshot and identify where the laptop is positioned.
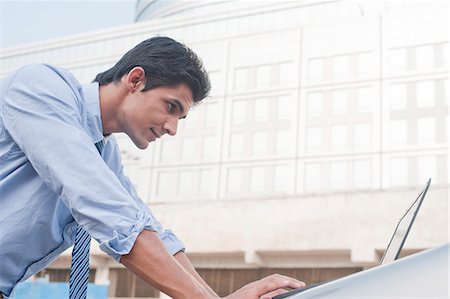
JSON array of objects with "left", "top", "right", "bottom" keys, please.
[
  {"left": 273, "top": 178, "right": 431, "bottom": 299},
  {"left": 378, "top": 178, "right": 430, "bottom": 264}
]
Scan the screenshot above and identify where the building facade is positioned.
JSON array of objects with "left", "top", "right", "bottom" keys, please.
[{"left": 1, "top": 1, "right": 448, "bottom": 298}]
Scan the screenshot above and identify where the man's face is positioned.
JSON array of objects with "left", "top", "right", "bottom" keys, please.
[{"left": 121, "top": 83, "right": 193, "bottom": 149}]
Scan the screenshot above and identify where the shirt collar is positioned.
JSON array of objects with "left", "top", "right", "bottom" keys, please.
[{"left": 82, "top": 82, "right": 104, "bottom": 144}]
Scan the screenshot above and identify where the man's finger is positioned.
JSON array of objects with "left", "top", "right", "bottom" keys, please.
[
  {"left": 259, "top": 288, "right": 286, "bottom": 299},
  {"left": 258, "top": 274, "right": 305, "bottom": 295}
]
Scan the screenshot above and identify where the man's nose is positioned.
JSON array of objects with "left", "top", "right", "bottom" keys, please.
[{"left": 163, "top": 117, "right": 178, "bottom": 136}]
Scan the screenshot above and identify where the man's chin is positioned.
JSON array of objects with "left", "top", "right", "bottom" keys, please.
[{"left": 134, "top": 139, "right": 149, "bottom": 149}]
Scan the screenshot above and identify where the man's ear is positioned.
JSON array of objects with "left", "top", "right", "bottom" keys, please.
[{"left": 126, "top": 67, "right": 146, "bottom": 92}]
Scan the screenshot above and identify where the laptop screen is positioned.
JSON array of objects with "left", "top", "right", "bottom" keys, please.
[
  {"left": 379, "top": 179, "right": 431, "bottom": 265},
  {"left": 271, "top": 179, "right": 432, "bottom": 299}
]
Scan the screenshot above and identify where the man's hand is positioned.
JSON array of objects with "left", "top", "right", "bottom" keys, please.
[
  {"left": 223, "top": 274, "right": 305, "bottom": 299},
  {"left": 121, "top": 230, "right": 304, "bottom": 299}
]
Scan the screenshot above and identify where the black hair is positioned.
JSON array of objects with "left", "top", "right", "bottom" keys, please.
[{"left": 94, "top": 36, "right": 210, "bottom": 104}]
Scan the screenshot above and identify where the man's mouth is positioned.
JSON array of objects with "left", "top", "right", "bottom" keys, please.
[{"left": 150, "top": 128, "right": 161, "bottom": 138}]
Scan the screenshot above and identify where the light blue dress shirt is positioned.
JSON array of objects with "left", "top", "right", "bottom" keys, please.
[{"left": 0, "top": 64, "right": 184, "bottom": 297}]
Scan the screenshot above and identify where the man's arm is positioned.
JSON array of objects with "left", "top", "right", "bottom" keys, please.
[
  {"left": 174, "top": 251, "right": 218, "bottom": 297},
  {"left": 121, "top": 230, "right": 306, "bottom": 299},
  {"left": 121, "top": 230, "right": 214, "bottom": 299}
]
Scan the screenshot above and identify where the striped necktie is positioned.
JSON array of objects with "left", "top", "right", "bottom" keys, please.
[{"left": 69, "top": 140, "right": 103, "bottom": 299}]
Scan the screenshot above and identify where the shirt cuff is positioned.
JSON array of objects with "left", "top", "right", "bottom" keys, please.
[
  {"left": 99, "top": 211, "right": 158, "bottom": 262},
  {"left": 160, "top": 229, "right": 186, "bottom": 255}
]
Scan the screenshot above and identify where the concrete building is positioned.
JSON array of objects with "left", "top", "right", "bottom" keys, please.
[{"left": 1, "top": 0, "right": 448, "bottom": 298}]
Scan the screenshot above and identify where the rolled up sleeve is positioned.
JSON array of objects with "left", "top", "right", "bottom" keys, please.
[
  {"left": 102, "top": 138, "right": 186, "bottom": 258},
  {"left": 159, "top": 229, "right": 185, "bottom": 255},
  {"left": 99, "top": 210, "right": 160, "bottom": 261},
  {"left": 1, "top": 64, "right": 171, "bottom": 261}
]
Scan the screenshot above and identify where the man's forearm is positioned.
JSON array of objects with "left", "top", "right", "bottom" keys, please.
[
  {"left": 174, "top": 251, "right": 218, "bottom": 297},
  {"left": 120, "top": 230, "right": 216, "bottom": 299}
]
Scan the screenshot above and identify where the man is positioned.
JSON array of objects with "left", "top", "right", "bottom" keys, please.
[{"left": 0, "top": 37, "right": 304, "bottom": 299}]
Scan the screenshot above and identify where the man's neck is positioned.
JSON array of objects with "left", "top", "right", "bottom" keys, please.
[{"left": 98, "top": 81, "right": 127, "bottom": 135}]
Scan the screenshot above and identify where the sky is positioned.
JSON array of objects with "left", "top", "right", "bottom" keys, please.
[{"left": 0, "top": 0, "right": 135, "bottom": 48}]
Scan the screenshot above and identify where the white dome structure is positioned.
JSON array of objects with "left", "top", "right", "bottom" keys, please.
[{"left": 135, "top": 0, "right": 233, "bottom": 21}]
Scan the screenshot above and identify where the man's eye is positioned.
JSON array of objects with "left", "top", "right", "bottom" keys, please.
[{"left": 167, "top": 103, "right": 175, "bottom": 112}]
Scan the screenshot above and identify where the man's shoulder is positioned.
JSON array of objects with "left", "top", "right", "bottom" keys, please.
[
  {"left": 1, "top": 63, "right": 86, "bottom": 117},
  {"left": 14, "top": 63, "right": 78, "bottom": 84},
  {"left": 5, "top": 63, "right": 83, "bottom": 100}
]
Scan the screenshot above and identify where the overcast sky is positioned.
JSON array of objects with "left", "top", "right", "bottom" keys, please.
[{"left": 0, "top": 0, "right": 135, "bottom": 48}]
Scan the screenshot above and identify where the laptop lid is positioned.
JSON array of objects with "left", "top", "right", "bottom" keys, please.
[{"left": 379, "top": 178, "right": 431, "bottom": 265}]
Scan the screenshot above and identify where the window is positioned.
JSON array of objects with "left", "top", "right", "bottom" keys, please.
[
  {"left": 447, "top": 116, "right": 450, "bottom": 144},
  {"left": 390, "top": 157, "right": 408, "bottom": 187},
  {"left": 184, "top": 107, "right": 200, "bottom": 128},
  {"left": 179, "top": 170, "right": 198, "bottom": 195},
  {"left": 156, "top": 171, "right": 177, "bottom": 197},
  {"left": 389, "top": 120, "right": 408, "bottom": 146},
  {"left": 443, "top": 43, "right": 449, "bottom": 66},
  {"left": 208, "top": 71, "right": 222, "bottom": 95},
  {"left": 389, "top": 84, "right": 407, "bottom": 110},
  {"left": 308, "top": 58, "right": 324, "bottom": 80},
  {"left": 181, "top": 137, "right": 196, "bottom": 160},
  {"left": 330, "top": 161, "right": 348, "bottom": 190},
  {"left": 358, "top": 52, "right": 373, "bottom": 74},
  {"left": 205, "top": 102, "right": 219, "bottom": 125},
  {"left": 256, "top": 65, "right": 272, "bottom": 88},
  {"left": 304, "top": 162, "right": 322, "bottom": 192},
  {"left": 389, "top": 48, "right": 407, "bottom": 71},
  {"left": 232, "top": 100, "right": 247, "bottom": 124},
  {"left": 279, "top": 62, "right": 295, "bottom": 85},
  {"left": 356, "top": 87, "right": 373, "bottom": 112},
  {"left": 230, "top": 133, "right": 245, "bottom": 156},
  {"left": 444, "top": 79, "right": 449, "bottom": 106},
  {"left": 332, "top": 55, "right": 349, "bottom": 79},
  {"left": 307, "top": 92, "right": 323, "bottom": 117},
  {"left": 416, "top": 45, "right": 434, "bottom": 69},
  {"left": 331, "top": 89, "right": 348, "bottom": 115},
  {"left": 250, "top": 166, "right": 265, "bottom": 192},
  {"left": 199, "top": 169, "right": 214, "bottom": 196},
  {"left": 354, "top": 123, "right": 371, "bottom": 149},
  {"left": 274, "top": 164, "right": 289, "bottom": 192},
  {"left": 331, "top": 125, "right": 347, "bottom": 150},
  {"left": 252, "top": 131, "right": 267, "bottom": 154},
  {"left": 202, "top": 135, "right": 217, "bottom": 159},
  {"left": 436, "top": 155, "right": 448, "bottom": 185},
  {"left": 254, "top": 97, "right": 270, "bottom": 122},
  {"left": 227, "top": 167, "right": 244, "bottom": 194},
  {"left": 234, "top": 67, "right": 249, "bottom": 90},
  {"left": 417, "top": 156, "right": 436, "bottom": 184},
  {"left": 416, "top": 81, "right": 435, "bottom": 108},
  {"left": 417, "top": 117, "right": 435, "bottom": 145},
  {"left": 353, "top": 160, "right": 372, "bottom": 189},
  {"left": 159, "top": 139, "right": 177, "bottom": 162},
  {"left": 276, "top": 130, "right": 291, "bottom": 154},
  {"left": 306, "top": 127, "right": 322, "bottom": 151},
  {"left": 277, "top": 95, "right": 292, "bottom": 119}
]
